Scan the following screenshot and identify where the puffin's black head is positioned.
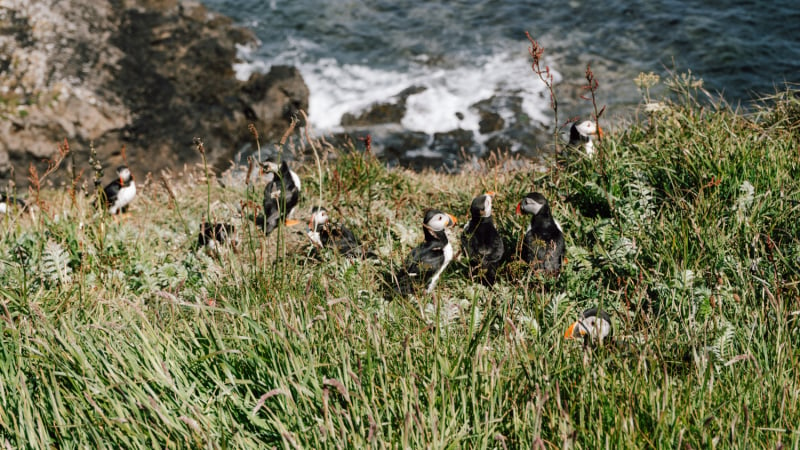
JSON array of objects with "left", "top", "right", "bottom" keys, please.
[
  {"left": 569, "top": 120, "right": 603, "bottom": 145},
  {"left": 116, "top": 165, "right": 133, "bottom": 185},
  {"left": 422, "top": 209, "right": 457, "bottom": 238},
  {"left": 516, "top": 192, "right": 549, "bottom": 216},
  {"left": 564, "top": 307, "right": 613, "bottom": 344},
  {"left": 469, "top": 192, "right": 494, "bottom": 219}
]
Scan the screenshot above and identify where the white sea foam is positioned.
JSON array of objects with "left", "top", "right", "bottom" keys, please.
[{"left": 234, "top": 42, "right": 559, "bottom": 136}]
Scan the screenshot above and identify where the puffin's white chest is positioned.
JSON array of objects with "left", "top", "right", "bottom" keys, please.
[
  {"left": 110, "top": 182, "right": 137, "bottom": 214},
  {"left": 307, "top": 230, "right": 323, "bottom": 248},
  {"left": 584, "top": 139, "right": 595, "bottom": 156},
  {"left": 290, "top": 170, "right": 301, "bottom": 192}
]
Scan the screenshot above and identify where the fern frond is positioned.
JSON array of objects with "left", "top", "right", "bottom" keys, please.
[{"left": 41, "top": 240, "right": 72, "bottom": 285}]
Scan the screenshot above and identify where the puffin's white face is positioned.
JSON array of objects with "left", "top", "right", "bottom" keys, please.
[
  {"left": 480, "top": 194, "right": 493, "bottom": 218},
  {"left": 520, "top": 197, "right": 543, "bottom": 215},
  {"left": 426, "top": 212, "right": 457, "bottom": 232},
  {"left": 311, "top": 208, "right": 329, "bottom": 228},
  {"left": 117, "top": 167, "right": 132, "bottom": 182},
  {"left": 575, "top": 120, "right": 599, "bottom": 138},
  {"left": 565, "top": 314, "right": 612, "bottom": 340},
  {"left": 261, "top": 161, "right": 280, "bottom": 174}
]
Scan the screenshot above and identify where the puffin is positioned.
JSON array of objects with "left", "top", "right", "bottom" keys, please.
[
  {"left": 568, "top": 120, "right": 603, "bottom": 156},
  {"left": 307, "top": 206, "right": 362, "bottom": 257},
  {"left": 517, "top": 192, "right": 565, "bottom": 274},
  {"left": 564, "top": 307, "right": 613, "bottom": 345},
  {"left": 196, "top": 221, "right": 236, "bottom": 250},
  {"left": 103, "top": 165, "right": 136, "bottom": 215},
  {"left": 393, "top": 209, "right": 457, "bottom": 295},
  {"left": 461, "top": 192, "right": 504, "bottom": 286},
  {"left": 260, "top": 160, "right": 301, "bottom": 235},
  {"left": 0, "top": 193, "right": 27, "bottom": 214}
]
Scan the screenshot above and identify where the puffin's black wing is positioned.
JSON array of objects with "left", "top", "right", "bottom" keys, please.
[
  {"left": 261, "top": 173, "right": 282, "bottom": 235},
  {"left": 279, "top": 161, "right": 300, "bottom": 214},
  {"left": 393, "top": 242, "right": 445, "bottom": 295},
  {"left": 523, "top": 225, "right": 565, "bottom": 273},
  {"left": 197, "top": 222, "right": 235, "bottom": 247},
  {"left": 103, "top": 179, "right": 122, "bottom": 207},
  {"left": 325, "top": 223, "right": 361, "bottom": 256},
  {"left": 465, "top": 221, "right": 504, "bottom": 285}
]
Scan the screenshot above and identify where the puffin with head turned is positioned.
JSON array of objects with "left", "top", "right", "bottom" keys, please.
[
  {"left": 564, "top": 307, "right": 613, "bottom": 346},
  {"left": 568, "top": 120, "right": 603, "bottom": 156},
  {"left": 392, "top": 209, "right": 457, "bottom": 296},
  {"left": 260, "top": 159, "right": 301, "bottom": 235},
  {"left": 461, "top": 192, "right": 504, "bottom": 286},
  {"left": 307, "top": 206, "right": 362, "bottom": 257},
  {"left": 103, "top": 165, "right": 137, "bottom": 215},
  {"left": 516, "top": 192, "right": 565, "bottom": 274}
]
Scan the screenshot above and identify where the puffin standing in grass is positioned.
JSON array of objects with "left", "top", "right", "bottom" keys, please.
[
  {"left": 517, "top": 192, "right": 565, "bottom": 274},
  {"left": 393, "top": 209, "right": 457, "bottom": 296},
  {"left": 564, "top": 307, "right": 613, "bottom": 345},
  {"left": 103, "top": 165, "right": 136, "bottom": 215},
  {"left": 461, "top": 192, "right": 504, "bottom": 286},
  {"left": 307, "top": 206, "right": 362, "bottom": 257},
  {"left": 568, "top": 120, "right": 603, "bottom": 156},
  {"left": 260, "top": 160, "right": 301, "bottom": 235}
]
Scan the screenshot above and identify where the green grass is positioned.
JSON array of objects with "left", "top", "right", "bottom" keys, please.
[{"left": 1, "top": 81, "right": 799, "bottom": 449}]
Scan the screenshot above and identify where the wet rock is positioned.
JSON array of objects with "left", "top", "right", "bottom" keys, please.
[
  {"left": 341, "top": 85, "right": 426, "bottom": 127},
  {"left": 341, "top": 103, "right": 407, "bottom": 127},
  {"left": 380, "top": 130, "right": 430, "bottom": 160},
  {"left": 0, "top": 0, "right": 309, "bottom": 186},
  {"left": 472, "top": 98, "right": 506, "bottom": 134},
  {"left": 431, "top": 129, "right": 480, "bottom": 156}
]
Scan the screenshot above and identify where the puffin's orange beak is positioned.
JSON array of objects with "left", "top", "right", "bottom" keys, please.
[
  {"left": 285, "top": 219, "right": 301, "bottom": 227},
  {"left": 597, "top": 127, "right": 604, "bottom": 139},
  {"left": 515, "top": 202, "right": 522, "bottom": 215},
  {"left": 447, "top": 214, "right": 457, "bottom": 226},
  {"left": 564, "top": 322, "right": 577, "bottom": 339},
  {"left": 119, "top": 177, "right": 124, "bottom": 185},
  {"left": 485, "top": 191, "right": 496, "bottom": 197}
]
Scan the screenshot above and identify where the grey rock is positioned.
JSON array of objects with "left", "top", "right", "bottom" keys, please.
[{"left": 0, "top": 0, "right": 309, "bottom": 186}]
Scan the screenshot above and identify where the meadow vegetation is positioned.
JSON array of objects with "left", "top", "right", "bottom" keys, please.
[{"left": 1, "top": 73, "right": 799, "bottom": 448}]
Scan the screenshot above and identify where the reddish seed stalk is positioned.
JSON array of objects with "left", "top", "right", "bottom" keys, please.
[{"left": 525, "top": 32, "right": 559, "bottom": 153}]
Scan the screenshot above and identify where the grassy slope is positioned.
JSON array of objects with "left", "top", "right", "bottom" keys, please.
[{"left": 1, "top": 86, "right": 799, "bottom": 449}]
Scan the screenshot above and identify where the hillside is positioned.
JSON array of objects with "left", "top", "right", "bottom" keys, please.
[{"left": 0, "top": 78, "right": 799, "bottom": 448}]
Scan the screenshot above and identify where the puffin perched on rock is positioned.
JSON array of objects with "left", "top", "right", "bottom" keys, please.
[
  {"left": 392, "top": 209, "right": 457, "bottom": 296},
  {"left": 307, "top": 206, "right": 362, "bottom": 257},
  {"left": 564, "top": 307, "right": 613, "bottom": 346},
  {"left": 260, "top": 160, "right": 301, "bottom": 235},
  {"left": 103, "top": 165, "right": 136, "bottom": 215},
  {"left": 461, "top": 192, "right": 504, "bottom": 286},
  {"left": 568, "top": 120, "right": 603, "bottom": 156},
  {"left": 517, "top": 192, "right": 565, "bottom": 274}
]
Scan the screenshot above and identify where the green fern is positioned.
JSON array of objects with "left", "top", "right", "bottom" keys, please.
[{"left": 41, "top": 240, "right": 72, "bottom": 285}]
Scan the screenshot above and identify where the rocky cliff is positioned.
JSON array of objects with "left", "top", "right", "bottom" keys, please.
[{"left": 0, "top": 0, "right": 308, "bottom": 187}]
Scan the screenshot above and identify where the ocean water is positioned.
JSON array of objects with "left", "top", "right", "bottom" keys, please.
[{"left": 203, "top": 0, "right": 800, "bottom": 160}]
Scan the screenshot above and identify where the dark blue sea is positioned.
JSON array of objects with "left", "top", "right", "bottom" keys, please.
[{"left": 203, "top": 0, "right": 800, "bottom": 161}]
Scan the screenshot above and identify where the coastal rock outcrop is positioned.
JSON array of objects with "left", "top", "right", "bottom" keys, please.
[{"left": 0, "top": 0, "right": 308, "bottom": 187}]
